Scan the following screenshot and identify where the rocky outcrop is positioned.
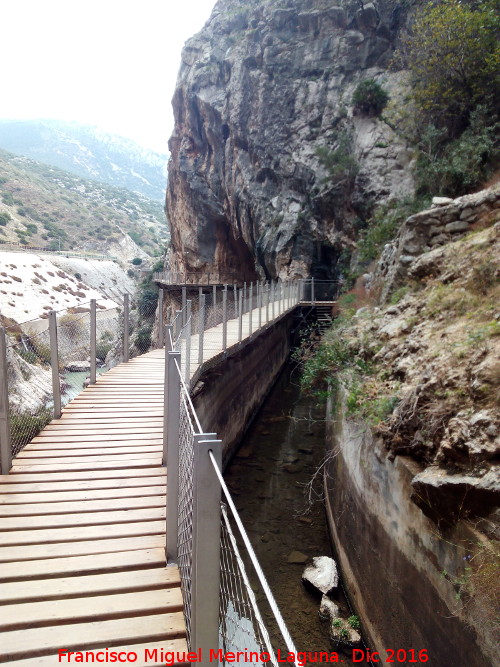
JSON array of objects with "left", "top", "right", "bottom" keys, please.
[
  {"left": 374, "top": 184, "right": 500, "bottom": 300},
  {"left": 166, "top": 0, "right": 415, "bottom": 282}
]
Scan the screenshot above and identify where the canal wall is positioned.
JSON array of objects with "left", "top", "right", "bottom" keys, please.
[
  {"left": 323, "top": 391, "right": 495, "bottom": 666},
  {"left": 191, "top": 312, "right": 295, "bottom": 462}
]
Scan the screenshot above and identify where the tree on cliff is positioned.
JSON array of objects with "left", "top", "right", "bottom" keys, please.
[{"left": 400, "top": 0, "right": 499, "bottom": 135}]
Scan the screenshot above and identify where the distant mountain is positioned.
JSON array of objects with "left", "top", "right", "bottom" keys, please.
[
  {"left": 0, "top": 119, "right": 168, "bottom": 201},
  {"left": 0, "top": 149, "right": 169, "bottom": 257}
]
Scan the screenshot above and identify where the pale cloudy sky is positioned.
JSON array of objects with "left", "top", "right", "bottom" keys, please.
[{"left": 0, "top": 0, "right": 218, "bottom": 153}]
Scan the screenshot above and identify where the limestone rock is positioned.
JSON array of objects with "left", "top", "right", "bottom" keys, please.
[
  {"left": 319, "top": 595, "right": 339, "bottom": 621},
  {"left": 65, "top": 361, "right": 91, "bottom": 372},
  {"left": 432, "top": 197, "right": 454, "bottom": 207},
  {"left": 287, "top": 550, "right": 308, "bottom": 564},
  {"left": 166, "top": 0, "right": 416, "bottom": 282},
  {"left": 411, "top": 466, "right": 500, "bottom": 523},
  {"left": 302, "top": 556, "right": 338, "bottom": 594}
]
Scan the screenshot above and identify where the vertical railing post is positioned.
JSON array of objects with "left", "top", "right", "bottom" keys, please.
[
  {"left": 198, "top": 294, "right": 205, "bottom": 365},
  {"left": 222, "top": 286, "right": 228, "bottom": 351},
  {"left": 157, "top": 289, "right": 164, "bottom": 348},
  {"left": 123, "top": 293, "right": 129, "bottom": 363},
  {"left": 0, "top": 328, "right": 12, "bottom": 474},
  {"left": 248, "top": 283, "right": 253, "bottom": 336},
  {"left": 191, "top": 436, "right": 222, "bottom": 659},
  {"left": 271, "top": 282, "right": 275, "bottom": 321},
  {"left": 265, "top": 283, "right": 269, "bottom": 324},
  {"left": 165, "top": 325, "right": 173, "bottom": 352},
  {"left": 238, "top": 290, "right": 243, "bottom": 342},
  {"left": 182, "top": 287, "right": 187, "bottom": 325},
  {"left": 90, "top": 299, "right": 97, "bottom": 384},
  {"left": 213, "top": 284, "right": 217, "bottom": 310},
  {"left": 174, "top": 310, "right": 182, "bottom": 341},
  {"left": 311, "top": 277, "right": 315, "bottom": 305},
  {"left": 243, "top": 282, "right": 247, "bottom": 314},
  {"left": 185, "top": 300, "right": 192, "bottom": 385},
  {"left": 164, "top": 350, "right": 181, "bottom": 563},
  {"left": 258, "top": 283, "right": 262, "bottom": 330},
  {"left": 48, "top": 311, "right": 61, "bottom": 419}
]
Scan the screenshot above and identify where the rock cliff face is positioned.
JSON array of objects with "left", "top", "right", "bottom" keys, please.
[{"left": 166, "top": 0, "right": 415, "bottom": 282}]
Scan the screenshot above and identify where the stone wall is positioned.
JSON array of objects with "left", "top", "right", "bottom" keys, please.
[
  {"left": 375, "top": 184, "right": 500, "bottom": 301},
  {"left": 324, "top": 392, "right": 496, "bottom": 665},
  {"left": 191, "top": 313, "right": 294, "bottom": 461}
]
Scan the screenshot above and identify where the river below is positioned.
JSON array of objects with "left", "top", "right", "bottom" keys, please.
[{"left": 224, "top": 363, "right": 358, "bottom": 666}]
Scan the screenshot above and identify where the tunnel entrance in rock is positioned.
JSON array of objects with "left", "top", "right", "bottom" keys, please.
[{"left": 311, "top": 243, "right": 341, "bottom": 282}]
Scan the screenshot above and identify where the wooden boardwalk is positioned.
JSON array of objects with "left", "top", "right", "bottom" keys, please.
[
  {"left": 0, "top": 349, "right": 188, "bottom": 666},
  {"left": 0, "top": 296, "right": 303, "bottom": 665}
]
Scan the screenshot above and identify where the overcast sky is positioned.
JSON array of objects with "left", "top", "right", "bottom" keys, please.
[{"left": 0, "top": 0, "right": 218, "bottom": 154}]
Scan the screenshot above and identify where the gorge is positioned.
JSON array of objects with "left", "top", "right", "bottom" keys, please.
[{"left": 164, "top": 0, "right": 499, "bottom": 665}]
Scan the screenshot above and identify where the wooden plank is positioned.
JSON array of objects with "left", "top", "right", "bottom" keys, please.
[
  {"left": 0, "top": 507, "right": 165, "bottom": 530},
  {"left": 5, "top": 637, "right": 189, "bottom": 667},
  {"left": 18, "top": 446, "right": 162, "bottom": 457},
  {"left": 30, "top": 433, "right": 163, "bottom": 443},
  {"left": 0, "top": 495, "right": 165, "bottom": 516},
  {"left": 0, "top": 535, "right": 165, "bottom": 562},
  {"left": 0, "top": 612, "right": 186, "bottom": 659},
  {"left": 0, "top": 567, "right": 179, "bottom": 603},
  {"left": 1, "top": 587, "right": 183, "bottom": 630},
  {"left": 0, "top": 547, "right": 166, "bottom": 579},
  {"left": 0, "top": 486, "right": 166, "bottom": 504},
  {"left": 10, "top": 460, "right": 163, "bottom": 474},
  {"left": 11, "top": 453, "right": 162, "bottom": 466},
  {"left": 61, "top": 410, "right": 163, "bottom": 417},
  {"left": 0, "top": 477, "right": 166, "bottom": 494},
  {"left": 34, "top": 427, "right": 162, "bottom": 437},
  {"left": 0, "top": 519, "right": 165, "bottom": 546},
  {"left": 22, "top": 440, "right": 161, "bottom": 451},
  {"left": 53, "top": 417, "right": 164, "bottom": 425}
]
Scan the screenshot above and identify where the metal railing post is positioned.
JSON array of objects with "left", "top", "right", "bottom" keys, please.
[
  {"left": 165, "top": 325, "right": 173, "bottom": 352},
  {"left": 265, "top": 283, "right": 269, "bottom": 324},
  {"left": 123, "top": 293, "right": 129, "bottom": 363},
  {"left": 185, "top": 300, "right": 192, "bottom": 385},
  {"left": 248, "top": 283, "right": 253, "bottom": 336},
  {"left": 311, "top": 277, "right": 315, "bottom": 305},
  {"left": 158, "top": 289, "right": 164, "bottom": 348},
  {"left": 48, "top": 311, "right": 62, "bottom": 419},
  {"left": 0, "top": 328, "right": 12, "bottom": 474},
  {"left": 174, "top": 309, "right": 182, "bottom": 341},
  {"left": 222, "top": 286, "right": 228, "bottom": 351},
  {"left": 182, "top": 287, "right": 187, "bottom": 325},
  {"left": 198, "top": 294, "right": 205, "bottom": 365},
  {"left": 191, "top": 435, "right": 222, "bottom": 660},
  {"left": 258, "top": 283, "right": 262, "bottom": 330},
  {"left": 164, "top": 350, "right": 181, "bottom": 563},
  {"left": 90, "top": 299, "right": 97, "bottom": 384},
  {"left": 238, "top": 290, "right": 243, "bottom": 342},
  {"left": 271, "top": 282, "right": 275, "bottom": 321},
  {"left": 213, "top": 284, "right": 216, "bottom": 309},
  {"left": 243, "top": 282, "right": 247, "bottom": 314}
]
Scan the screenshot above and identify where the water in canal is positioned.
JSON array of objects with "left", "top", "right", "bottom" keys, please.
[{"left": 224, "top": 362, "right": 358, "bottom": 665}]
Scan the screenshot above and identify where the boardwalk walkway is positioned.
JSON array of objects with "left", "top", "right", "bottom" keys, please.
[
  {"left": 0, "top": 350, "right": 188, "bottom": 666},
  {"left": 0, "top": 295, "right": 298, "bottom": 665}
]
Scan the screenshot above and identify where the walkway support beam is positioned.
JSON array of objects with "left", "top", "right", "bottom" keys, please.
[
  {"left": 157, "top": 289, "right": 164, "bottom": 349},
  {"left": 0, "top": 328, "right": 12, "bottom": 474}
]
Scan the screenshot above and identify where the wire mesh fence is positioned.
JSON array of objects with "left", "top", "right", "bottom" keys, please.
[
  {"left": 4, "top": 326, "right": 53, "bottom": 457},
  {"left": 176, "top": 387, "right": 197, "bottom": 645},
  {"left": 219, "top": 504, "right": 278, "bottom": 666}
]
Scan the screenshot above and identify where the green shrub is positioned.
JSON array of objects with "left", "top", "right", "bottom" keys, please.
[
  {"left": 0, "top": 212, "right": 11, "bottom": 226},
  {"left": 131, "top": 257, "right": 143, "bottom": 266},
  {"left": 134, "top": 325, "right": 153, "bottom": 352},
  {"left": 96, "top": 342, "right": 112, "bottom": 360},
  {"left": 138, "top": 286, "right": 158, "bottom": 318},
  {"left": 2, "top": 192, "right": 14, "bottom": 206},
  {"left": 74, "top": 272, "right": 82, "bottom": 280},
  {"left": 348, "top": 615, "right": 360, "bottom": 630},
  {"left": 10, "top": 408, "right": 52, "bottom": 450},
  {"left": 352, "top": 79, "right": 389, "bottom": 116}
]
